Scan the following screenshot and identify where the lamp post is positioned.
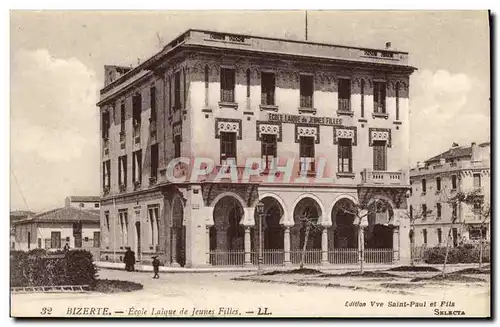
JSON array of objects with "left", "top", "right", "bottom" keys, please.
[{"left": 256, "top": 202, "right": 265, "bottom": 275}]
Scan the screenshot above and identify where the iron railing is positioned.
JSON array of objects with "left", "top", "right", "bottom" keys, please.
[
  {"left": 327, "top": 248, "right": 359, "bottom": 264},
  {"left": 364, "top": 248, "right": 394, "bottom": 264}
]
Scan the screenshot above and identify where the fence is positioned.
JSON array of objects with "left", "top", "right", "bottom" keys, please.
[
  {"left": 411, "top": 245, "right": 427, "bottom": 263},
  {"left": 208, "top": 248, "right": 396, "bottom": 266},
  {"left": 328, "top": 248, "right": 358, "bottom": 264},
  {"left": 251, "top": 249, "right": 284, "bottom": 265},
  {"left": 364, "top": 248, "right": 394, "bottom": 264}
]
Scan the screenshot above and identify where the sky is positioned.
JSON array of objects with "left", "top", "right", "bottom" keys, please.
[{"left": 9, "top": 10, "right": 491, "bottom": 212}]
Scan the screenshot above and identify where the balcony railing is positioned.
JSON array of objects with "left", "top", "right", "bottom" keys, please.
[
  {"left": 300, "top": 95, "right": 313, "bottom": 108},
  {"left": 360, "top": 169, "right": 405, "bottom": 186},
  {"left": 338, "top": 98, "right": 351, "bottom": 112}
]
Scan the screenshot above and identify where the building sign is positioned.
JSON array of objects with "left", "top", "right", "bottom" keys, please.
[{"left": 268, "top": 113, "right": 343, "bottom": 126}]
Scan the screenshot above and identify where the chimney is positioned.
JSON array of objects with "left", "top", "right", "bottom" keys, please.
[
  {"left": 385, "top": 42, "right": 391, "bottom": 49},
  {"left": 471, "top": 142, "right": 479, "bottom": 161}
]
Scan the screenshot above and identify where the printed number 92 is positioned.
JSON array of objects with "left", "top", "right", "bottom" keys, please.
[{"left": 41, "top": 307, "right": 52, "bottom": 315}]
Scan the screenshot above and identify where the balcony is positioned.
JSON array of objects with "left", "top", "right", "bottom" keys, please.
[
  {"left": 360, "top": 169, "right": 406, "bottom": 186},
  {"left": 337, "top": 98, "right": 352, "bottom": 116}
]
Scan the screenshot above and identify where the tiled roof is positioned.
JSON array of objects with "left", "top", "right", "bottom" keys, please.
[
  {"left": 68, "top": 196, "right": 100, "bottom": 202},
  {"left": 14, "top": 207, "right": 100, "bottom": 225},
  {"left": 10, "top": 210, "right": 35, "bottom": 218},
  {"left": 425, "top": 146, "right": 472, "bottom": 163}
]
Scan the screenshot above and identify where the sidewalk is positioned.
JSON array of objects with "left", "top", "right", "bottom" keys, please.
[{"left": 95, "top": 261, "right": 480, "bottom": 274}]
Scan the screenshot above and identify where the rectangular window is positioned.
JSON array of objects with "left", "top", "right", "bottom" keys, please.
[
  {"left": 94, "top": 203, "right": 100, "bottom": 208},
  {"left": 120, "top": 102, "right": 126, "bottom": 133},
  {"left": 338, "top": 79, "right": 351, "bottom": 111},
  {"left": 51, "top": 231, "right": 61, "bottom": 249},
  {"left": 338, "top": 138, "right": 352, "bottom": 173},
  {"left": 132, "top": 93, "right": 142, "bottom": 126},
  {"left": 205, "top": 65, "right": 210, "bottom": 106},
  {"left": 168, "top": 77, "right": 172, "bottom": 113},
  {"left": 261, "top": 72, "right": 276, "bottom": 106},
  {"left": 372, "top": 140, "right": 387, "bottom": 171},
  {"left": 220, "top": 68, "right": 235, "bottom": 103},
  {"left": 437, "top": 228, "right": 442, "bottom": 244},
  {"left": 246, "top": 69, "right": 251, "bottom": 98},
  {"left": 103, "top": 160, "right": 111, "bottom": 189},
  {"left": 102, "top": 111, "right": 110, "bottom": 139},
  {"left": 37, "top": 238, "right": 41, "bottom": 248},
  {"left": 151, "top": 143, "right": 159, "bottom": 179},
  {"left": 261, "top": 134, "right": 277, "bottom": 170},
  {"left": 174, "top": 135, "right": 181, "bottom": 159},
  {"left": 220, "top": 132, "right": 237, "bottom": 164},
  {"left": 423, "top": 229, "right": 427, "bottom": 244},
  {"left": 473, "top": 173, "right": 481, "bottom": 188},
  {"left": 105, "top": 212, "right": 110, "bottom": 232},
  {"left": 360, "top": 79, "right": 365, "bottom": 118},
  {"left": 395, "top": 82, "right": 400, "bottom": 120},
  {"left": 118, "top": 155, "right": 127, "bottom": 187},
  {"left": 410, "top": 180, "right": 413, "bottom": 195},
  {"left": 299, "top": 136, "right": 315, "bottom": 173},
  {"left": 150, "top": 86, "right": 157, "bottom": 122},
  {"left": 132, "top": 150, "right": 142, "bottom": 184},
  {"left": 422, "top": 204, "right": 427, "bottom": 219},
  {"left": 148, "top": 207, "right": 160, "bottom": 247},
  {"left": 183, "top": 68, "right": 187, "bottom": 106},
  {"left": 300, "top": 75, "right": 313, "bottom": 108},
  {"left": 452, "top": 175, "right": 457, "bottom": 189},
  {"left": 436, "top": 177, "right": 441, "bottom": 191},
  {"left": 373, "top": 81, "right": 387, "bottom": 113},
  {"left": 174, "top": 71, "right": 181, "bottom": 109},
  {"left": 119, "top": 211, "right": 128, "bottom": 245},
  {"left": 422, "top": 179, "right": 427, "bottom": 193},
  {"left": 436, "top": 203, "right": 442, "bottom": 219},
  {"left": 93, "top": 232, "right": 101, "bottom": 248},
  {"left": 452, "top": 228, "right": 458, "bottom": 247},
  {"left": 452, "top": 203, "right": 458, "bottom": 220}
]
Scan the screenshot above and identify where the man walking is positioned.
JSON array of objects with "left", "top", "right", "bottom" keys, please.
[{"left": 152, "top": 256, "right": 160, "bottom": 279}]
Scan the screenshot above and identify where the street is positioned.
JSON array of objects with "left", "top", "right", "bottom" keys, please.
[{"left": 11, "top": 268, "right": 490, "bottom": 318}]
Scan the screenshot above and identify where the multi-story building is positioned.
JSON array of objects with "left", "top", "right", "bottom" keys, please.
[
  {"left": 409, "top": 142, "right": 491, "bottom": 248},
  {"left": 98, "top": 29, "right": 416, "bottom": 267}
]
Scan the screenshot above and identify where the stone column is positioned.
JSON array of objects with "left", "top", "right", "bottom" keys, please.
[
  {"left": 171, "top": 227, "right": 179, "bottom": 267},
  {"left": 393, "top": 226, "right": 400, "bottom": 262},
  {"left": 283, "top": 227, "right": 291, "bottom": 266},
  {"left": 321, "top": 227, "right": 328, "bottom": 264},
  {"left": 244, "top": 227, "right": 252, "bottom": 265}
]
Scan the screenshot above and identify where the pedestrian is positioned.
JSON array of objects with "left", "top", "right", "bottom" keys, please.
[
  {"left": 63, "top": 243, "right": 70, "bottom": 251},
  {"left": 130, "top": 249, "right": 136, "bottom": 272},
  {"left": 124, "top": 247, "right": 133, "bottom": 271},
  {"left": 152, "top": 256, "right": 160, "bottom": 279}
]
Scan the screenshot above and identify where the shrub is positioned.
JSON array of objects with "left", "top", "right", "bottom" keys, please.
[
  {"left": 423, "top": 245, "right": 490, "bottom": 264},
  {"left": 10, "top": 249, "right": 97, "bottom": 288}
]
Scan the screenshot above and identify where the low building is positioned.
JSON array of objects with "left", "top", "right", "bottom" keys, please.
[
  {"left": 65, "top": 196, "right": 101, "bottom": 212},
  {"left": 10, "top": 211, "right": 35, "bottom": 250},
  {"left": 409, "top": 142, "right": 491, "bottom": 248},
  {"left": 13, "top": 199, "right": 101, "bottom": 256}
]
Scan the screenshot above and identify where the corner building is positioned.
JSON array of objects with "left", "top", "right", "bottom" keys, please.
[{"left": 98, "top": 30, "right": 416, "bottom": 267}]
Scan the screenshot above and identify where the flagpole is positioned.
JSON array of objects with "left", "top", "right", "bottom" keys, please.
[{"left": 305, "top": 11, "right": 308, "bottom": 41}]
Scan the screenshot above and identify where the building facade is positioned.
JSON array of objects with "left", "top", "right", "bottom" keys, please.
[
  {"left": 10, "top": 211, "right": 35, "bottom": 250},
  {"left": 409, "top": 142, "right": 491, "bottom": 248},
  {"left": 98, "top": 30, "right": 416, "bottom": 267},
  {"left": 65, "top": 196, "right": 101, "bottom": 211},
  {"left": 13, "top": 207, "right": 100, "bottom": 254}
]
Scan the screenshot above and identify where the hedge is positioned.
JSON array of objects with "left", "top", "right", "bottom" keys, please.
[
  {"left": 423, "top": 245, "right": 490, "bottom": 264},
  {"left": 10, "top": 249, "right": 97, "bottom": 288}
]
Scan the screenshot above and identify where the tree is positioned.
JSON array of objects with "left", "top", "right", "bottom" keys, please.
[
  {"left": 400, "top": 206, "right": 432, "bottom": 266},
  {"left": 449, "top": 189, "right": 490, "bottom": 268},
  {"left": 337, "top": 199, "right": 389, "bottom": 273},
  {"left": 296, "top": 208, "right": 321, "bottom": 270}
]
